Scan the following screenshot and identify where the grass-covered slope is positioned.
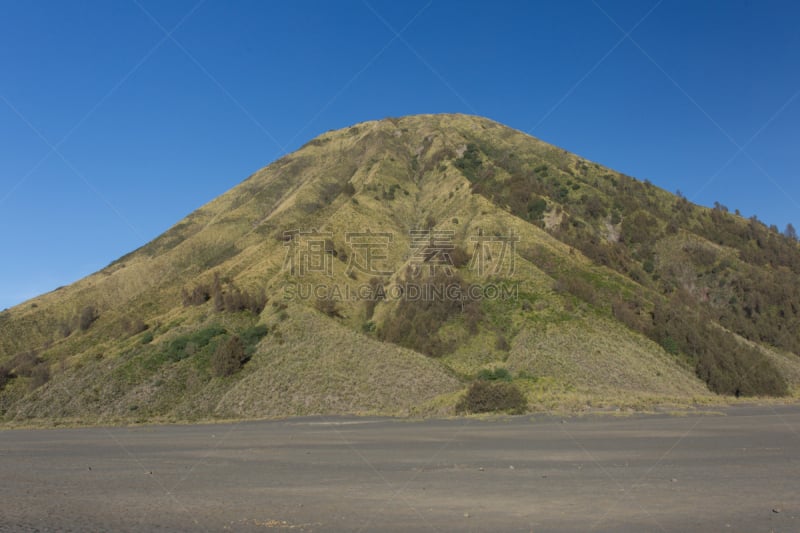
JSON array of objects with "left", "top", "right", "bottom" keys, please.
[{"left": 1, "top": 114, "right": 799, "bottom": 425}]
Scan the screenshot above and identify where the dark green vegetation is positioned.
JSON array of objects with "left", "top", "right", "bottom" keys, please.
[
  {"left": 456, "top": 367, "right": 527, "bottom": 414},
  {"left": 1, "top": 114, "right": 798, "bottom": 425},
  {"left": 454, "top": 135, "right": 799, "bottom": 397},
  {"left": 456, "top": 379, "right": 528, "bottom": 414},
  {"left": 377, "top": 270, "right": 482, "bottom": 357}
]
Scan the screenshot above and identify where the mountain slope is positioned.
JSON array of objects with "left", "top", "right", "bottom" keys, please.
[{"left": 1, "top": 114, "right": 799, "bottom": 424}]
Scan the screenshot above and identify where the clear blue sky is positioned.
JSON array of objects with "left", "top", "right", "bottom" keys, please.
[{"left": 1, "top": 0, "right": 799, "bottom": 310}]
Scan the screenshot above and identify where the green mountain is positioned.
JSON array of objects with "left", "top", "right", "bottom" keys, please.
[{"left": 2, "top": 114, "right": 799, "bottom": 425}]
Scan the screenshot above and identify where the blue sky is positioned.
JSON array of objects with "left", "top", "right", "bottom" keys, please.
[{"left": 1, "top": 0, "right": 799, "bottom": 310}]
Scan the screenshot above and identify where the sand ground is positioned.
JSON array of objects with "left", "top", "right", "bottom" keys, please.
[{"left": 1, "top": 405, "right": 799, "bottom": 532}]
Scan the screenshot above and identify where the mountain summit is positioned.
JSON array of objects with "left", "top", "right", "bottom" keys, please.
[{"left": 2, "top": 114, "right": 799, "bottom": 424}]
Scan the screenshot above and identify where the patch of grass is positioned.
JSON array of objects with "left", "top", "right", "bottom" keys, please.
[{"left": 167, "top": 326, "right": 227, "bottom": 361}]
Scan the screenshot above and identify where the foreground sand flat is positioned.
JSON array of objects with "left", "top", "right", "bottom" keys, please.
[{"left": 2, "top": 405, "right": 799, "bottom": 532}]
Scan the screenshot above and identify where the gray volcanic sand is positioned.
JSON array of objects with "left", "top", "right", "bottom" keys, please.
[{"left": 2, "top": 405, "right": 799, "bottom": 532}]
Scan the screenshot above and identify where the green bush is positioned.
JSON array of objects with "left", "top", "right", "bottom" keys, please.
[
  {"left": 526, "top": 196, "right": 548, "bottom": 220},
  {"left": 650, "top": 300, "right": 788, "bottom": 396},
  {"left": 454, "top": 143, "right": 482, "bottom": 181},
  {"left": 164, "top": 326, "right": 227, "bottom": 362},
  {"left": 660, "top": 336, "right": 679, "bottom": 356},
  {"left": 240, "top": 324, "right": 268, "bottom": 352},
  {"left": 456, "top": 380, "right": 527, "bottom": 414},
  {"left": 476, "top": 367, "right": 512, "bottom": 381}
]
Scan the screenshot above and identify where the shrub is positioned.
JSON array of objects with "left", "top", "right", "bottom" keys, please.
[
  {"left": 463, "top": 301, "right": 483, "bottom": 334},
  {"left": 476, "top": 367, "right": 512, "bottom": 381},
  {"left": 315, "top": 297, "right": 341, "bottom": 318},
  {"left": 454, "top": 143, "right": 482, "bottom": 181},
  {"left": 5, "top": 351, "right": 51, "bottom": 392},
  {"left": 694, "top": 330, "right": 787, "bottom": 397},
  {"left": 29, "top": 364, "right": 50, "bottom": 391},
  {"left": 182, "top": 284, "right": 211, "bottom": 306},
  {"left": 494, "top": 335, "right": 511, "bottom": 351},
  {"left": 10, "top": 351, "right": 40, "bottom": 377},
  {"left": 184, "top": 275, "right": 267, "bottom": 315},
  {"left": 554, "top": 276, "right": 600, "bottom": 307},
  {"left": 216, "top": 285, "right": 267, "bottom": 314},
  {"left": 456, "top": 380, "right": 527, "bottom": 414},
  {"left": 526, "top": 196, "right": 548, "bottom": 220},
  {"left": 378, "top": 271, "right": 481, "bottom": 357},
  {"left": 0, "top": 366, "right": 13, "bottom": 391},
  {"left": 660, "top": 336, "right": 679, "bottom": 356},
  {"left": 122, "top": 317, "right": 148, "bottom": 336},
  {"left": 649, "top": 298, "right": 788, "bottom": 396},
  {"left": 58, "top": 322, "right": 72, "bottom": 338},
  {"left": 79, "top": 305, "right": 98, "bottom": 331},
  {"left": 211, "top": 335, "right": 247, "bottom": 377},
  {"left": 240, "top": 324, "right": 268, "bottom": 354},
  {"left": 621, "top": 211, "right": 658, "bottom": 246},
  {"left": 450, "top": 246, "right": 471, "bottom": 268},
  {"left": 611, "top": 298, "right": 643, "bottom": 331},
  {"left": 583, "top": 195, "right": 606, "bottom": 218}
]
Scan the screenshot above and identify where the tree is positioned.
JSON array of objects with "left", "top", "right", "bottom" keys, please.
[{"left": 784, "top": 223, "right": 798, "bottom": 242}]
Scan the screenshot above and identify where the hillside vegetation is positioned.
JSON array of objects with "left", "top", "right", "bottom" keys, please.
[{"left": 1, "top": 114, "right": 799, "bottom": 425}]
